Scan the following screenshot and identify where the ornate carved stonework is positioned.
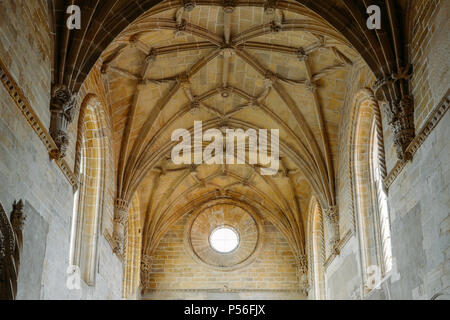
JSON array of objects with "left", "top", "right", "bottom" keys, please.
[
  {"left": 295, "top": 254, "right": 309, "bottom": 296},
  {"left": 385, "top": 95, "right": 415, "bottom": 161},
  {"left": 49, "top": 85, "right": 77, "bottom": 160},
  {"left": 140, "top": 254, "right": 154, "bottom": 288},
  {"left": 182, "top": 0, "right": 196, "bottom": 12},
  {"left": 269, "top": 20, "right": 282, "bottom": 33},
  {"left": 372, "top": 65, "right": 415, "bottom": 161},
  {"left": 0, "top": 200, "right": 25, "bottom": 300},
  {"left": 113, "top": 198, "right": 129, "bottom": 259},
  {"left": 296, "top": 47, "right": 308, "bottom": 62},
  {"left": 324, "top": 206, "right": 340, "bottom": 255}
]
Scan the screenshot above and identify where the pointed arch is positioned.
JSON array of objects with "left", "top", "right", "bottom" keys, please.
[
  {"left": 70, "top": 95, "right": 109, "bottom": 285},
  {"left": 123, "top": 193, "right": 142, "bottom": 299},
  {"left": 307, "top": 196, "right": 326, "bottom": 300},
  {"left": 351, "top": 89, "right": 392, "bottom": 294}
]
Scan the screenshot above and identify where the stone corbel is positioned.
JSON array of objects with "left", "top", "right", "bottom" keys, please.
[
  {"left": 324, "top": 206, "right": 340, "bottom": 255},
  {"left": 49, "top": 85, "right": 77, "bottom": 160},
  {"left": 113, "top": 198, "right": 129, "bottom": 259},
  {"left": 372, "top": 65, "right": 415, "bottom": 161},
  {"left": 295, "top": 254, "right": 309, "bottom": 296},
  {"left": 385, "top": 95, "right": 415, "bottom": 161},
  {"left": 140, "top": 254, "right": 154, "bottom": 288}
]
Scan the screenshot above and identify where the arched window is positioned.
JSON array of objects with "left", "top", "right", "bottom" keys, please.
[
  {"left": 369, "top": 120, "right": 392, "bottom": 275},
  {"left": 308, "top": 198, "right": 326, "bottom": 299},
  {"left": 69, "top": 96, "right": 108, "bottom": 285},
  {"left": 352, "top": 92, "right": 392, "bottom": 293}
]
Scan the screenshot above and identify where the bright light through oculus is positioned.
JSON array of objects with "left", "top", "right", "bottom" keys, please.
[{"left": 209, "top": 227, "right": 239, "bottom": 253}]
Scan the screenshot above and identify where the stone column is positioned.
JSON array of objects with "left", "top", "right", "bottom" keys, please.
[
  {"left": 295, "top": 254, "right": 310, "bottom": 297},
  {"left": 324, "top": 206, "right": 340, "bottom": 255},
  {"left": 113, "top": 198, "right": 129, "bottom": 260},
  {"left": 49, "top": 85, "right": 77, "bottom": 160}
]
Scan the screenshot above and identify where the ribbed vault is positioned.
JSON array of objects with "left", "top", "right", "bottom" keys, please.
[
  {"left": 90, "top": 0, "right": 362, "bottom": 262},
  {"left": 47, "top": 0, "right": 417, "bottom": 297}
]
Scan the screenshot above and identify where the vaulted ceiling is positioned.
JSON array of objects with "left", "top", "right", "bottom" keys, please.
[
  {"left": 96, "top": 1, "right": 360, "bottom": 256},
  {"left": 50, "top": 0, "right": 414, "bottom": 257}
]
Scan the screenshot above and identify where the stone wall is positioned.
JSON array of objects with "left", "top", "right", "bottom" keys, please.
[
  {"left": 325, "top": 0, "right": 449, "bottom": 299},
  {"left": 0, "top": 0, "right": 122, "bottom": 299},
  {"left": 143, "top": 214, "right": 303, "bottom": 300},
  {"left": 411, "top": 0, "right": 449, "bottom": 128}
]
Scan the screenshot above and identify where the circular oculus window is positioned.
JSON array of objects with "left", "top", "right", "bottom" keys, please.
[{"left": 209, "top": 226, "right": 239, "bottom": 253}]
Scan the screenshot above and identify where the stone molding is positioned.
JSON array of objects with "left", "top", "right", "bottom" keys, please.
[
  {"left": 0, "top": 59, "right": 78, "bottom": 188},
  {"left": 323, "top": 229, "right": 352, "bottom": 270},
  {"left": 384, "top": 89, "right": 450, "bottom": 190}
]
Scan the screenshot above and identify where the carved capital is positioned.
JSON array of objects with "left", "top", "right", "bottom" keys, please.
[
  {"left": 295, "top": 254, "right": 308, "bottom": 274},
  {"left": 114, "top": 198, "right": 129, "bottom": 226},
  {"left": 386, "top": 95, "right": 415, "bottom": 160},
  {"left": 141, "top": 254, "right": 154, "bottom": 272},
  {"left": 112, "top": 233, "right": 124, "bottom": 257},
  {"left": 295, "top": 255, "right": 309, "bottom": 296},
  {"left": 49, "top": 85, "right": 77, "bottom": 160},
  {"left": 324, "top": 206, "right": 340, "bottom": 254},
  {"left": 324, "top": 205, "right": 338, "bottom": 222},
  {"left": 140, "top": 254, "right": 154, "bottom": 287}
]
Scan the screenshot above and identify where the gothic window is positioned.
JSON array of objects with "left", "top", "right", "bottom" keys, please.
[
  {"left": 69, "top": 97, "right": 107, "bottom": 285},
  {"left": 353, "top": 95, "right": 393, "bottom": 293},
  {"left": 369, "top": 120, "right": 392, "bottom": 275}
]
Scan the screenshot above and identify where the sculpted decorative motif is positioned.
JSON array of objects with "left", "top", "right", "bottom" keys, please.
[
  {"left": 49, "top": 85, "right": 77, "bottom": 160},
  {"left": 372, "top": 65, "right": 415, "bottom": 161},
  {"left": 324, "top": 206, "right": 340, "bottom": 255},
  {"left": 113, "top": 198, "right": 129, "bottom": 259},
  {"left": 0, "top": 200, "right": 25, "bottom": 300},
  {"left": 295, "top": 254, "right": 309, "bottom": 296}
]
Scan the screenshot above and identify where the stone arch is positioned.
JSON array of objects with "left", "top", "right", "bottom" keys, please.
[
  {"left": 123, "top": 193, "right": 142, "bottom": 299},
  {"left": 70, "top": 94, "right": 109, "bottom": 285},
  {"left": 350, "top": 89, "right": 391, "bottom": 294},
  {"left": 307, "top": 196, "right": 326, "bottom": 300}
]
